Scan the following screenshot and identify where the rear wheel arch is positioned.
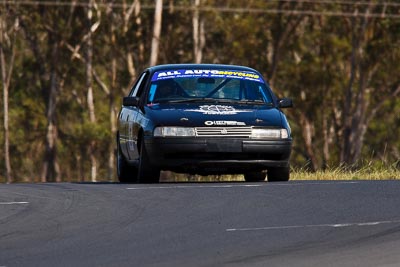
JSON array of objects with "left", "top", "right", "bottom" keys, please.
[{"left": 116, "top": 132, "right": 138, "bottom": 183}]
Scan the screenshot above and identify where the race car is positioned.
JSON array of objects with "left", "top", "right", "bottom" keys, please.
[{"left": 117, "top": 64, "right": 293, "bottom": 183}]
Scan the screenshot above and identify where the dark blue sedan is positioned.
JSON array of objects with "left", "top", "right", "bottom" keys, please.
[{"left": 117, "top": 64, "right": 293, "bottom": 183}]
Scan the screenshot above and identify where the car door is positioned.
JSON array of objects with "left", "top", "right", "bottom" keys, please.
[
  {"left": 118, "top": 71, "right": 148, "bottom": 161},
  {"left": 126, "top": 71, "right": 149, "bottom": 160}
]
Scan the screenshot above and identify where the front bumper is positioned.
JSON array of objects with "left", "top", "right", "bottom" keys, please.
[{"left": 145, "top": 137, "right": 292, "bottom": 174}]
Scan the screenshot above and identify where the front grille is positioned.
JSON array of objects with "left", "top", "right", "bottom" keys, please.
[{"left": 195, "top": 127, "right": 252, "bottom": 137}]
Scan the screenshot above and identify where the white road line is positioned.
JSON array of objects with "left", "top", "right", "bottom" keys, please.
[
  {"left": 270, "top": 181, "right": 360, "bottom": 186},
  {"left": 127, "top": 181, "right": 359, "bottom": 190},
  {"left": 226, "top": 220, "right": 400, "bottom": 232},
  {"left": 0, "top": 202, "right": 29, "bottom": 205},
  {"left": 127, "top": 184, "right": 262, "bottom": 190}
]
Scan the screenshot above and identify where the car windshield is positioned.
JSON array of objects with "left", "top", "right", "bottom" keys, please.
[{"left": 147, "top": 69, "right": 273, "bottom": 104}]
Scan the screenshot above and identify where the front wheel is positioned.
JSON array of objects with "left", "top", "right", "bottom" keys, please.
[
  {"left": 137, "top": 139, "right": 160, "bottom": 183},
  {"left": 267, "top": 166, "right": 290, "bottom": 182}
]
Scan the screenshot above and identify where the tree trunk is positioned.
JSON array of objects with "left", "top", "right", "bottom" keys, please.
[
  {"left": 109, "top": 11, "right": 117, "bottom": 181},
  {"left": 109, "top": 58, "right": 117, "bottom": 181},
  {"left": 340, "top": 8, "right": 371, "bottom": 167},
  {"left": 0, "top": 15, "right": 16, "bottom": 183},
  {"left": 267, "top": 2, "right": 304, "bottom": 86},
  {"left": 299, "top": 113, "right": 319, "bottom": 171},
  {"left": 19, "top": 10, "right": 62, "bottom": 182},
  {"left": 192, "top": 0, "right": 205, "bottom": 63},
  {"left": 41, "top": 40, "right": 61, "bottom": 182},
  {"left": 149, "top": 0, "right": 163, "bottom": 66},
  {"left": 86, "top": 0, "right": 97, "bottom": 182},
  {"left": 135, "top": 1, "right": 145, "bottom": 68},
  {"left": 322, "top": 111, "right": 331, "bottom": 170},
  {"left": 123, "top": 0, "right": 142, "bottom": 88}
]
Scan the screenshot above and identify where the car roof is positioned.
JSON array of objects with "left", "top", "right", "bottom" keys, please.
[{"left": 146, "top": 64, "right": 260, "bottom": 73}]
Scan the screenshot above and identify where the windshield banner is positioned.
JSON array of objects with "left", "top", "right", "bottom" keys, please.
[{"left": 151, "top": 69, "right": 264, "bottom": 83}]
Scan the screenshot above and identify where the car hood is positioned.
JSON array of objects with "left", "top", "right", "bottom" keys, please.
[{"left": 144, "top": 103, "right": 283, "bottom": 127}]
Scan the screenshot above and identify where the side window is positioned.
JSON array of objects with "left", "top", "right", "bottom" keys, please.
[{"left": 129, "top": 72, "right": 148, "bottom": 97}]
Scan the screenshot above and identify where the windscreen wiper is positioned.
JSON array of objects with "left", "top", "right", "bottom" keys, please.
[
  {"left": 158, "top": 97, "right": 221, "bottom": 103},
  {"left": 168, "top": 98, "right": 260, "bottom": 104},
  {"left": 153, "top": 98, "right": 273, "bottom": 106},
  {"left": 201, "top": 98, "right": 272, "bottom": 105},
  {"left": 232, "top": 99, "right": 269, "bottom": 105}
]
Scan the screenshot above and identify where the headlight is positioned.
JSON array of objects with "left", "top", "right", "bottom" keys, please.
[
  {"left": 251, "top": 128, "right": 289, "bottom": 139},
  {"left": 154, "top": 127, "right": 196, "bottom": 137}
]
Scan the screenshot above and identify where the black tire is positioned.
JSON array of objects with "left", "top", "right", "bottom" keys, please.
[
  {"left": 117, "top": 139, "right": 138, "bottom": 183},
  {"left": 244, "top": 172, "right": 266, "bottom": 182},
  {"left": 267, "top": 166, "right": 290, "bottom": 182},
  {"left": 137, "top": 138, "right": 160, "bottom": 183}
]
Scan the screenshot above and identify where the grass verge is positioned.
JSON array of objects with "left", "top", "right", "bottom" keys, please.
[
  {"left": 161, "top": 166, "right": 400, "bottom": 182},
  {"left": 291, "top": 168, "right": 400, "bottom": 181}
]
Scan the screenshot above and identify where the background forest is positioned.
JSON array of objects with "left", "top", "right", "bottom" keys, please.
[{"left": 1, "top": 0, "right": 400, "bottom": 183}]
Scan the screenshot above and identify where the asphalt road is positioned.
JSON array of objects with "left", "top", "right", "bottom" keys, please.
[{"left": 1, "top": 180, "right": 400, "bottom": 267}]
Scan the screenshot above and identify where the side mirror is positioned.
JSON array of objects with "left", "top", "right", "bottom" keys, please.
[
  {"left": 123, "top": 96, "right": 140, "bottom": 106},
  {"left": 278, "top": 98, "right": 293, "bottom": 108}
]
